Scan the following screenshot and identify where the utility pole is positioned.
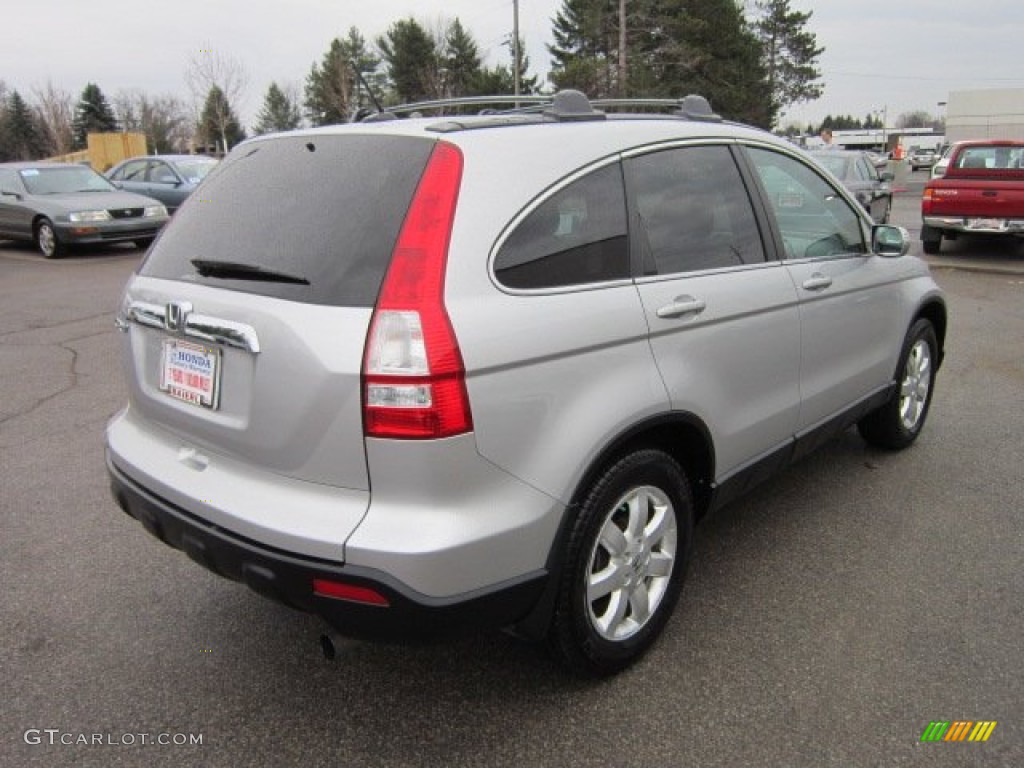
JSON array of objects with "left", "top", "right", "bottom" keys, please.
[{"left": 513, "top": 0, "right": 521, "bottom": 103}]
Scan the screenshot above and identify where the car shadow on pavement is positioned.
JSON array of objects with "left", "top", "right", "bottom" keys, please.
[{"left": 0, "top": 239, "right": 145, "bottom": 261}]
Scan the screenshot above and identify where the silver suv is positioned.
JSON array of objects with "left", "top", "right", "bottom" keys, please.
[{"left": 106, "top": 92, "right": 947, "bottom": 675}]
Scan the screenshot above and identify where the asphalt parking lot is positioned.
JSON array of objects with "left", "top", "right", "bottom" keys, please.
[{"left": 2, "top": 181, "right": 1023, "bottom": 767}]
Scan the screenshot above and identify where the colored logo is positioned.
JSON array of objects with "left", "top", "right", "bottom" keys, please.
[{"left": 921, "top": 721, "right": 997, "bottom": 743}]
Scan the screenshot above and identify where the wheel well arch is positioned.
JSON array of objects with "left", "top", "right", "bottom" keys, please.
[
  {"left": 569, "top": 413, "right": 716, "bottom": 520},
  {"left": 514, "top": 412, "right": 716, "bottom": 641},
  {"left": 32, "top": 214, "right": 52, "bottom": 233},
  {"left": 915, "top": 298, "right": 947, "bottom": 366}
]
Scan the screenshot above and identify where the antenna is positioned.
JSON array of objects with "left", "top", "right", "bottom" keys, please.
[{"left": 350, "top": 60, "right": 384, "bottom": 114}]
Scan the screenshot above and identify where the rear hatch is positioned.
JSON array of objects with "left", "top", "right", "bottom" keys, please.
[
  {"left": 925, "top": 145, "right": 1024, "bottom": 217},
  {"left": 113, "top": 132, "right": 435, "bottom": 543},
  {"left": 924, "top": 178, "right": 1024, "bottom": 218}
]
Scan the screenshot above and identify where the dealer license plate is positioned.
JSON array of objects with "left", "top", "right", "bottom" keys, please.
[
  {"left": 967, "top": 218, "right": 1006, "bottom": 231},
  {"left": 160, "top": 339, "right": 221, "bottom": 409}
]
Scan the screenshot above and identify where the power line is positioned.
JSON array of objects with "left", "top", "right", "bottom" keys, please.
[{"left": 828, "top": 70, "right": 1024, "bottom": 83}]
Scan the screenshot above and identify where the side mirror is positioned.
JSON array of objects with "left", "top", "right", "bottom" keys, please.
[
  {"left": 880, "top": 171, "right": 895, "bottom": 182},
  {"left": 872, "top": 224, "right": 910, "bottom": 257},
  {"left": 111, "top": 181, "right": 123, "bottom": 190}
]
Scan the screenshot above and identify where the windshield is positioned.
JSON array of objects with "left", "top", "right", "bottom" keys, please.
[
  {"left": 20, "top": 166, "right": 116, "bottom": 195},
  {"left": 171, "top": 158, "right": 218, "bottom": 183}
]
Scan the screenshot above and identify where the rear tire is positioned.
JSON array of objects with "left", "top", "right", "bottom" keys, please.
[
  {"left": 921, "top": 225, "right": 941, "bottom": 255},
  {"left": 548, "top": 449, "right": 693, "bottom": 676},
  {"left": 35, "top": 218, "right": 64, "bottom": 259},
  {"left": 858, "top": 318, "right": 938, "bottom": 450}
]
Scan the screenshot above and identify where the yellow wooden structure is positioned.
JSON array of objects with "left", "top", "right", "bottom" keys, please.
[{"left": 47, "top": 132, "right": 147, "bottom": 172}]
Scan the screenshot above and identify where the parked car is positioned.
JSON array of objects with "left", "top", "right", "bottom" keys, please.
[
  {"left": 0, "top": 162, "right": 168, "bottom": 258},
  {"left": 808, "top": 149, "right": 894, "bottom": 223},
  {"left": 921, "top": 139, "right": 1024, "bottom": 254},
  {"left": 106, "top": 155, "right": 218, "bottom": 213},
  {"left": 107, "top": 91, "right": 947, "bottom": 676},
  {"left": 908, "top": 146, "right": 938, "bottom": 171}
]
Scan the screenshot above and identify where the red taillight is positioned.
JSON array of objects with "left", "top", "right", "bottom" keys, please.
[
  {"left": 312, "top": 578, "right": 390, "bottom": 606},
  {"left": 362, "top": 142, "right": 473, "bottom": 439}
]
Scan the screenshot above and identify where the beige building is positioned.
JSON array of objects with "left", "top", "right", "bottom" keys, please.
[{"left": 945, "top": 88, "right": 1024, "bottom": 142}]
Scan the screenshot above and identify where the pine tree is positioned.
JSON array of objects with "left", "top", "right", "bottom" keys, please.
[
  {"left": 197, "top": 85, "right": 245, "bottom": 153},
  {"left": 72, "top": 83, "right": 118, "bottom": 149},
  {"left": 444, "top": 19, "right": 481, "bottom": 98},
  {"left": 549, "top": 0, "right": 619, "bottom": 97},
  {"left": 548, "top": 0, "right": 769, "bottom": 123},
  {"left": 753, "top": 0, "right": 824, "bottom": 128},
  {"left": 1, "top": 89, "right": 48, "bottom": 161},
  {"left": 254, "top": 82, "right": 302, "bottom": 134},
  {"left": 378, "top": 18, "right": 439, "bottom": 103},
  {"left": 305, "top": 28, "right": 381, "bottom": 126}
]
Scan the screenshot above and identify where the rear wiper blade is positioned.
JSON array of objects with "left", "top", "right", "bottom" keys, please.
[{"left": 190, "top": 258, "right": 310, "bottom": 285}]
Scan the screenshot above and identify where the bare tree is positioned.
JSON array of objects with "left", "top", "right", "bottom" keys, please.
[
  {"left": 896, "top": 110, "right": 934, "bottom": 129},
  {"left": 31, "top": 80, "right": 74, "bottom": 156},
  {"left": 113, "top": 89, "right": 145, "bottom": 132},
  {"left": 185, "top": 48, "right": 249, "bottom": 153},
  {"left": 112, "top": 90, "right": 192, "bottom": 153}
]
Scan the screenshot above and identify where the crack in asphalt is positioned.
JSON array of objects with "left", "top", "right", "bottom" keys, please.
[
  {"left": 0, "top": 339, "right": 85, "bottom": 427},
  {"left": 0, "top": 310, "right": 115, "bottom": 341}
]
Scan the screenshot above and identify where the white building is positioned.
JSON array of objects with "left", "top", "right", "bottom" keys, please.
[{"left": 945, "top": 88, "right": 1024, "bottom": 142}]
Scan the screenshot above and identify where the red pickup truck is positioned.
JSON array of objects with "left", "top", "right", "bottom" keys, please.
[{"left": 921, "top": 140, "right": 1024, "bottom": 254}]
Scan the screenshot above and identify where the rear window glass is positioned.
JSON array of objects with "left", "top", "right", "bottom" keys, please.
[
  {"left": 140, "top": 134, "right": 434, "bottom": 307},
  {"left": 955, "top": 146, "right": 1024, "bottom": 171}
]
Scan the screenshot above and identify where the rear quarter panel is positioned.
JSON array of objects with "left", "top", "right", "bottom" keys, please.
[{"left": 442, "top": 127, "right": 672, "bottom": 505}]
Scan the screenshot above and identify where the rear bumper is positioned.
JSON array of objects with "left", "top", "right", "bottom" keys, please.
[
  {"left": 923, "top": 215, "right": 1024, "bottom": 235},
  {"left": 107, "top": 454, "right": 548, "bottom": 641}
]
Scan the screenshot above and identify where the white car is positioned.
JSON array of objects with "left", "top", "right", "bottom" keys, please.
[{"left": 930, "top": 143, "right": 960, "bottom": 180}]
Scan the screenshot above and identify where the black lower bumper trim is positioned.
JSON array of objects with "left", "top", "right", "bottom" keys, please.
[{"left": 107, "top": 456, "right": 547, "bottom": 642}]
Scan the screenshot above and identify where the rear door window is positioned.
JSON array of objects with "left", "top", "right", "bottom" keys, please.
[
  {"left": 625, "top": 144, "right": 766, "bottom": 276},
  {"left": 139, "top": 134, "right": 435, "bottom": 307}
]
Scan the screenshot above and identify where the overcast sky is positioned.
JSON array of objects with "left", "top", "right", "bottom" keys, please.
[{"left": 4, "top": 0, "right": 1023, "bottom": 130}]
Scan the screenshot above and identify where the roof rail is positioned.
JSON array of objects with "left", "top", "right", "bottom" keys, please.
[
  {"left": 359, "top": 90, "right": 721, "bottom": 124},
  {"left": 374, "top": 94, "right": 553, "bottom": 117}
]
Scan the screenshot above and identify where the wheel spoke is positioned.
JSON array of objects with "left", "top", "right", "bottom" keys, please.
[
  {"left": 598, "top": 518, "right": 628, "bottom": 557},
  {"left": 625, "top": 491, "right": 647, "bottom": 541},
  {"left": 628, "top": 583, "right": 650, "bottom": 626},
  {"left": 587, "top": 562, "right": 627, "bottom": 603},
  {"left": 645, "top": 503, "right": 672, "bottom": 546},
  {"left": 597, "top": 590, "right": 629, "bottom": 636},
  {"left": 648, "top": 551, "right": 674, "bottom": 578}
]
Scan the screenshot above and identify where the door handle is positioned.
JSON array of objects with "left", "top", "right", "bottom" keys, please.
[
  {"left": 656, "top": 295, "right": 707, "bottom": 319},
  {"left": 802, "top": 273, "right": 832, "bottom": 291}
]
